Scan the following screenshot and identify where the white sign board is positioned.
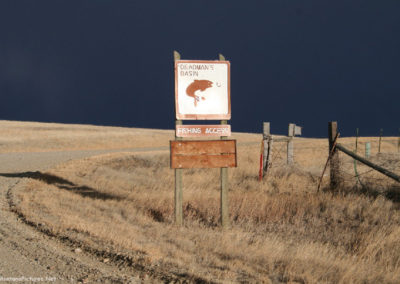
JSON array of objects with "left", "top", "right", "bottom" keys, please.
[
  {"left": 288, "top": 123, "right": 302, "bottom": 137},
  {"left": 294, "top": 125, "right": 302, "bottom": 136},
  {"left": 175, "top": 60, "right": 231, "bottom": 120}
]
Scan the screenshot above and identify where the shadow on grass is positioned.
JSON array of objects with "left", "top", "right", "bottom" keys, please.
[
  {"left": 324, "top": 182, "right": 400, "bottom": 203},
  {"left": 0, "top": 171, "right": 122, "bottom": 201},
  {"left": 358, "top": 185, "right": 400, "bottom": 203}
]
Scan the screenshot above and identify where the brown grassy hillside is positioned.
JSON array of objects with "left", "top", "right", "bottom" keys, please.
[{"left": 5, "top": 120, "right": 400, "bottom": 283}]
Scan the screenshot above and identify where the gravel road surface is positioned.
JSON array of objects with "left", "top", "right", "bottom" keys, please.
[
  {"left": 0, "top": 147, "right": 167, "bottom": 283},
  {"left": 0, "top": 142, "right": 257, "bottom": 283}
]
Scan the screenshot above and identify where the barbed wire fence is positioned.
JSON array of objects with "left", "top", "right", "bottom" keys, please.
[
  {"left": 325, "top": 122, "right": 400, "bottom": 200},
  {"left": 260, "top": 121, "right": 400, "bottom": 197},
  {"left": 261, "top": 122, "right": 304, "bottom": 179},
  {"left": 333, "top": 139, "right": 400, "bottom": 195}
]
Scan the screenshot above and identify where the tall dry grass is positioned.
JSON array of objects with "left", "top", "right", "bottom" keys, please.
[{"left": 12, "top": 129, "right": 400, "bottom": 283}]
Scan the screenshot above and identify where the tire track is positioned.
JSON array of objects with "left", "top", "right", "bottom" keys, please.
[{"left": 0, "top": 148, "right": 170, "bottom": 283}]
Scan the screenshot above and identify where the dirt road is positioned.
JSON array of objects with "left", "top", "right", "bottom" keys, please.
[{"left": 0, "top": 147, "right": 167, "bottom": 283}]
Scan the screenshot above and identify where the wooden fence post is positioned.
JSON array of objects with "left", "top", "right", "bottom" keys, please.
[
  {"left": 174, "top": 50, "right": 183, "bottom": 226},
  {"left": 263, "top": 122, "right": 271, "bottom": 174},
  {"left": 328, "top": 121, "right": 340, "bottom": 188},
  {"left": 267, "top": 138, "right": 273, "bottom": 173},
  {"left": 355, "top": 128, "right": 359, "bottom": 153},
  {"left": 219, "top": 53, "right": 230, "bottom": 229},
  {"left": 287, "top": 123, "right": 294, "bottom": 165},
  {"left": 398, "top": 128, "right": 400, "bottom": 153},
  {"left": 378, "top": 128, "right": 383, "bottom": 154}
]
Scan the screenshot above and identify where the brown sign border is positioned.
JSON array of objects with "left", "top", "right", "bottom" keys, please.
[{"left": 175, "top": 60, "right": 231, "bottom": 120}]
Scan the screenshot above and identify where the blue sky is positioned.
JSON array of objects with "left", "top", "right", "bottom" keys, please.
[{"left": 1, "top": 1, "right": 399, "bottom": 137}]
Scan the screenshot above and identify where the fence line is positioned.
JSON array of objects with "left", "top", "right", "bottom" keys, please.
[
  {"left": 336, "top": 144, "right": 400, "bottom": 183},
  {"left": 261, "top": 122, "right": 302, "bottom": 179},
  {"left": 328, "top": 121, "right": 400, "bottom": 186},
  {"left": 257, "top": 121, "right": 399, "bottom": 189}
]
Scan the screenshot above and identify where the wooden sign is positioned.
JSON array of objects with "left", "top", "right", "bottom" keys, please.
[
  {"left": 176, "top": 125, "right": 231, "bottom": 137},
  {"left": 175, "top": 60, "right": 231, "bottom": 120},
  {"left": 288, "top": 123, "right": 302, "bottom": 137},
  {"left": 170, "top": 140, "right": 237, "bottom": 169},
  {"left": 295, "top": 125, "right": 302, "bottom": 136}
]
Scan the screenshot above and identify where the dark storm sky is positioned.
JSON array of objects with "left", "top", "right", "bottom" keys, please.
[{"left": 1, "top": 1, "right": 399, "bottom": 137}]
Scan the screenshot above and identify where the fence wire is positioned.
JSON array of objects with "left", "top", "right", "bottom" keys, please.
[
  {"left": 263, "top": 136, "right": 400, "bottom": 195},
  {"left": 329, "top": 138, "right": 400, "bottom": 199}
]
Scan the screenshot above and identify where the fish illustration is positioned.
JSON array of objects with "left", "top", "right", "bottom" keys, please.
[{"left": 185, "top": 79, "right": 213, "bottom": 107}]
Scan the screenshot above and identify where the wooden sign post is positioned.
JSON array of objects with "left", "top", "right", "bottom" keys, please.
[
  {"left": 172, "top": 51, "right": 235, "bottom": 228},
  {"left": 174, "top": 51, "right": 183, "bottom": 226}
]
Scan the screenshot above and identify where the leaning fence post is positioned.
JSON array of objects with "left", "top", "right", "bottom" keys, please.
[
  {"left": 336, "top": 143, "right": 400, "bottom": 183},
  {"left": 328, "top": 121, "right": 340, "bottom": 188}
]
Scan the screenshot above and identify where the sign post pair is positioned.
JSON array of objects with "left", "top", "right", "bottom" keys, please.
[{"left": 171, "top": 51, "right": 236, "bottom": 228}]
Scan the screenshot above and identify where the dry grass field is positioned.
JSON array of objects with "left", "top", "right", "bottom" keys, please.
[
  {"left": 0, "top": 120, "right": 173, "bottom": 153},
  {"left": 4, "top": 120, "right": 400, "bottom": 283}
]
